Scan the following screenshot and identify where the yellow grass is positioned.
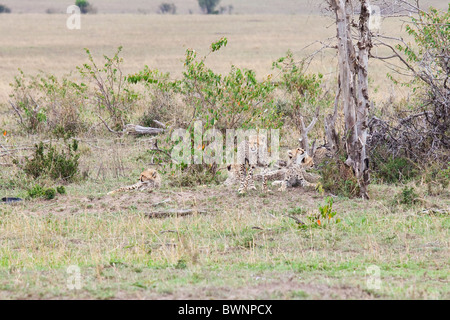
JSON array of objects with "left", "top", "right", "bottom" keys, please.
[
  {"left": 0, "top": 5, "right": 448, "bottom": 300},
  {"left": 0, "top": 13, "right": 417, "bottom": 104},
  {"left": 1, "top": 0, "right": 446, "bottom": 14}
]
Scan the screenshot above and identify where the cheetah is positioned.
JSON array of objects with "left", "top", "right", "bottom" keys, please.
[
  {"left": 107, "top": 168, "right": 161, "bottom": 195},
  {"left": 225, "top": 134, "right": 269, "bottom": 194},
  {"left": 276, "top": 148, "right": 319, "bottom": 192},
  {"left": 312, "top": 145, "right": 333, "bottom": 167}
]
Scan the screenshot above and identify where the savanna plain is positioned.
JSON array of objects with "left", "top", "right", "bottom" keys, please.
[{"left": 0, "top": 0, "right": 448, "bottom": 300}]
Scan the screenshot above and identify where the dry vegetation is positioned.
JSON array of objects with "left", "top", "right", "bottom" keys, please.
[
  {"left": 0, "top": 139, "right": 448, "bottom": 299},
  {"left": 0, "top": 0, "right": 446, "bottom": 14},
  {"left": 0, "top": 13, "right": 424, "bottom": 104},
  {"left": 0, "top": 1, "right": 449, "bottom": 300}
]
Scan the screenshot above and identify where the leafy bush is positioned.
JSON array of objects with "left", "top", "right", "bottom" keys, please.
[
  {"left": 396, "top": 186, "right": 419, "bottom": 206},
  {"left": 273, "top": 51, "right": 331, "bottom": 134},
  {"left": 0, "top": 4, "right": 11, "bottom": 13},
  {"left": 167, "top": 164, "right": 223, "bottom": 187},
  {"left": 78, "top": 46, "right": 138, "bottom": 132},
  {"left": 44, "top": 188, "right": 57, "bottom": 200},
  {"left": 27, "top": 185, "right": 45, "bottom": 199},
  {"left": 20, "top": 140, "right": 80, "bottom": 182},
  {"left": 319, "top": 155, "right": 360, "bottom": 198},
  {"left": 316, "top": 197, "right": 340, "bottom": 226},
  {"left": 56, "top": 186, "right": 67, "bottom": 195},
  {"left": 372, "top": 153, "right": 418, "bottom": 184},
  {"left": 27, "top": 185, "right": 60, "bottom": 200},
  {"left": 128, "top": 38, "right": 282, "bottom": 132},
  {"left": 135, "top": 70, "right": 180, "bottom": 127},
  {"left": 198, "top": 0, "right": 221, "bottom": 14},
  {"left": 158, "top": 3, "right": 176, "bottom": 14},
  {"left": 298, "top": 197, "right": 341, "bottom": 229},
  {"left": 9, "top": 70, "right": 87, "bottom": 135},
  {"left": 377, "top": 6, "right": 449, "bottom": 165},
  {"left": 75, "top": 0, "right": 96, "bottom": 14}
]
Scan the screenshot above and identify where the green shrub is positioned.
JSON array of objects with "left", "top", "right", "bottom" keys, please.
[
  {"left": 0, "top": 4, "right": 11, "bottom": 13},
  {"left": 78, "top": 47, "right": 138, "bottom": 131},
  {"left": 9, "top": 70, "right": 87, "bottom": 135},
  {"left": 198, "top": 0, "right": 221, "bottom": 14},
  {"left": 128, "top": 38, "right": 282, "bottom": 132},
  {"left": 44, "top": 188, "right": 57, "bottom": 200},
  {"left": 158, "top": 3, "right": 176, "bottom": 14},
  {"left": 297, "top": 197, "right": 341, "bottom": 229},
  {"left": 136, "top": 71, "right": 178, "bottom": 127},
  {"left": 396, "top": 186, "right": 419, "bottom": 206},
  {"left": 20, "top": 140, "right": 80, "bottom": 182},
  {"left": 27, "top": 185, "right": 45, "bottom": 199},
  {"left": 27, "top": 185, "right": 58, "bottom": 200},
  {"left": 319, "top": 156, "right": 360, "bottom": 198},
  {"left": 273, "top": 51, "right": 332, "bottom": 136},
  {"left": 167, "top": 164, "right": 223, "bottom": 187},
  {"left": 372, "top": 154, "right": 418, "bottom": 184},
  {"left": 56, "top": 186, "right": 67, "bottom": 195},
  {"left": 75, "top": 0, "right": 96, "bottom": 14}
]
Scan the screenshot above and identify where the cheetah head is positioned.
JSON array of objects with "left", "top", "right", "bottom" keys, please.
[
  {"left": 139, "top": 168, "right": 159, "bottom": 182},
  {"left": 288, "top": 148, "right": 314, "bottom": 168},
  {"left": 248, "top": 135, "right": 266, "bottom": 153}
]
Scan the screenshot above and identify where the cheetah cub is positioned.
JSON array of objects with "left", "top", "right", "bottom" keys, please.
[
  {"left": 276, "top": 148, "right": 318, "bottom": 191},
  {"left": 108, "top": 168, "right": 161, "bottom": 195},
  {"left": 225, "top": 134, "right": 269, "bottom": 194}
]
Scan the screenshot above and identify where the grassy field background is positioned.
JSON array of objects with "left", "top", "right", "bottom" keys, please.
[
  {"left": 0, "top": 13, "right": 419, "bottom": 104},
  {"left": 1, "top": 0, "right": 446, "bottom": 14},
  {"left": 0, "top": 138, "right": 448, "bottom": 299},
  {"left": 0, "top": 0, "right": 448, "bottom": 300}
]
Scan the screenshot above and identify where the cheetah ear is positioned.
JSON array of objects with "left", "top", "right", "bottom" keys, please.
[
  {"left": 227, "top": 165, "right": 232, "bottom": 171},
  {"left": 287, "top": 150, "right": 293, "bottom": 159},
  {"left": 152, "top": 171, "right": 157, "bottom": 178},
  {"left": 297, "top": 153, "right": 306, "bottom": 165}
]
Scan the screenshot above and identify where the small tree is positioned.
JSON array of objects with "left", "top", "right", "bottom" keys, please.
[
  {"left": 0, "top": 4, "right": 11, "bottom": 13},
  {"left": 75, "top": 0, "right": 95, "bottom": 14},
  {"left": 158, "top": 3, "right": 176, "bottom": 14},
  {"left": 198, "top": 0, "right": 221, "bottom": 14}
]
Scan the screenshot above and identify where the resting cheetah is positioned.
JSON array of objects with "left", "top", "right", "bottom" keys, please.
[
  {"left": 276, "top": 148, "right": 319, "bottom": 191},
  {"left": 225, "top": 134, "right": 269, "bottom": 194},
  {"left": 312, "top": 145, "right": 333, "bottom": 166},
  {"left": 107, "top": 168, "right": 161, "bottom": 195}
]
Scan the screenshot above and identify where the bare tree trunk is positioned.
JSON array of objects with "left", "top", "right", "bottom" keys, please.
[
  {"left": 298, "top": 106, "right": 320, "bottom": 156},
  {"left": 329, "top": 0, "right": 372, "bottom": 199},
  {"left": 355, "top": 0, "right": 371, "bottom": 199},
  {"left": 325, "top": 83, "right": 340, "bottom": 154}
]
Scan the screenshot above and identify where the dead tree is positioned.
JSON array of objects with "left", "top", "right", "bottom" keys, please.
[
  {"left": 327, "top": 0, "right": 372, "bottom": 199},
  {"left": 368, "top": 1, "right": 449, "bottom": 164},
  {"left": 298, "top": 105, "right": 320, "bottom": 156}
]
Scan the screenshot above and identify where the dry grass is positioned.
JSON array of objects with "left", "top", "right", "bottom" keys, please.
[
  {"left": 0, "top": 3, "right": 448, "bottom": 300},
  {"left": 0, "top": 13, "right": 422, "bottom": 104},
  {"left": 1, "top": 0, "right": 446, "bottom": 14},
  {"left": 0, "top": 136, "right": 449, "bottom": 299}
]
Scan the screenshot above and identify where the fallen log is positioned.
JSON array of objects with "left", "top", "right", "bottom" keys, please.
[{"left": 124, "top": 124, "right": 164, "bottom": 136}]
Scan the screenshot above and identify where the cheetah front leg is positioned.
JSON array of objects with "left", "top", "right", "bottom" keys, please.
[
  {"left": 261, "top": 165, "right": 269, "bottom": 192},
  {"left": 300, "top": 178, "right": 318, "bottom": 190},
  {"left": 238, "top": 164, "right": 248, "bottom": 194},
  {"left": 247, "top": 165, "right": 257, "bottom": 191},
  {"left": 278, "top": 170, "right": 291, "bottom": 192}
]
